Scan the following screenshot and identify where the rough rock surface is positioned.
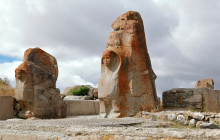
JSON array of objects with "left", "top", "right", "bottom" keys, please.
[
  {"left": 98, "top": 11, "right": 157, "bottom": 118},
  {"left": 0, "top": 96, "right": 14, "bottom": 120},
  {"left": 195, "top": 78, "right": 214, "bottom": 89},
  {"left": 0, "top": 114, "right": 220, "bottom": 139},
  {"left": 163, "top": 88, "right": 203, "bottom": 111},
  {"left": 189, "top": 119, "right": 196, "bottom": 127},
  {"left": 163, "top": 88, "right": 220, "bottom": 112},
  {"left": 177, "top": 115, "right": 186, "bottom": 124},
  {"left": 15, "top": 47, "right": 65, "bottom": 118},
  {"left": 200, "top": 123, "right": 218, "bottom": 129},
  {"left": 63, "top": 99, "right": 100, "bottom": 116}
]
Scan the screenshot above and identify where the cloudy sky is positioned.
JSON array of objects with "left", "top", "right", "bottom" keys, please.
[{"left": 0, "top": 0, "right": 219, "bottom": 97}]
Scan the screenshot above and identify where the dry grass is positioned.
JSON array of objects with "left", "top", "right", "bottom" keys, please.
[{"left": 0, "top": 84, "right": 15, "bottom": 96}]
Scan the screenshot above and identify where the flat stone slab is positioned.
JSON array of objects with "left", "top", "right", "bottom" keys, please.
[
  {"left": 0, "top": 96, "right": 14, "bottom": 120},
  {"left": 64, "top": 99, "right": 100, "bottom": 116}
]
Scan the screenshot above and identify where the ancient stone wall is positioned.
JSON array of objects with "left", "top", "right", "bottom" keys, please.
[
  {"left": 0, "top": 96, "right": 14, "bottom": 120},
  {"left": 163, "top": 88, "right": 220, "bottom": 112}
]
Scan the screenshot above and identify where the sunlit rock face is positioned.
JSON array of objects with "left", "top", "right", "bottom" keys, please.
[
  {"left": 98, "top": 11, "right": 158, "bottom": 118},
  {"left": 195, "top": 78, "right": 214, "bottom": 89},
  {"left": 15, "top": 47, "right": 65, "bottom": 118}
]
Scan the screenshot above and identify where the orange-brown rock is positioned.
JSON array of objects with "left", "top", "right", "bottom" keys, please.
[
  {"left": 195, "top": 78, "right": 214, "bottom": 89},
  {"left": 15, "top": 47, "right": 65, "bottom": 118},
  {"left": 98, "top": 11, "right": 158, "bottom": 118}
]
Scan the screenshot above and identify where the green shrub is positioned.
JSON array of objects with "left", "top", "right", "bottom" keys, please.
[{"left": 70, "top": 86, "right": 90, "bottom": 96}]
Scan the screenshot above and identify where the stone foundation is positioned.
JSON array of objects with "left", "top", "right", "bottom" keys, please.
[
  {"left": 64, "top": 99, "right": 100, "bottom": 116},
  {"left": 0, "top": 96, "right": 14, "bottom": 120}
]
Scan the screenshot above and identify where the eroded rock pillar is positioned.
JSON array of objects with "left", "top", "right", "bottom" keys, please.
[{"left": 98, "top": 11, "right": 158, "bottom": 118}]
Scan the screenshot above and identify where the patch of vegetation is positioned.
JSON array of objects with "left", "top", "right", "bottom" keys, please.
[
  {"left": 70, "top": 86, "right": 90, "bottom": 96},
  {"left": 0, "top": 77, "right": 10, "bottom": 86}
]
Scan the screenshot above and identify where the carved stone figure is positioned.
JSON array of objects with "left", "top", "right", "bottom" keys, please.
[
  {"left": 15, "top": 47, "right": 66, "bottom": 118},
  {"left": 99, "top": 50, "right": 120, "bottom": 117},
  {"left": 98, "top": 11, "right": 158, "bottom": 118}
]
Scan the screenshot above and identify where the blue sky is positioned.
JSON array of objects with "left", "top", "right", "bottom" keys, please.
[
  {"left": 0, "top": 55, "right": 20, "bottom": 63},
  {"left": 0, "top": 0, "right": 220, "bottom": 97}
]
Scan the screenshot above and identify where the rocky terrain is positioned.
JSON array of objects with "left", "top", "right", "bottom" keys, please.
[{"left": 0, "top": 111, "right": 220, "bottom": 140}]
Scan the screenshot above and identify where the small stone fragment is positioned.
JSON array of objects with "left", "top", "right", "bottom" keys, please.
[
  {"left": 205, "top": 116, "right": 210, "bottom": 122},
  {"left": 200, "top": 123, "right": 219, "bottom": 129},
  {"left": 189, "top": 119, "right": 196, "bottom": 127},
  {"left": 151, "top": 115, "right": 157, "bottom": 121},
  {"left": 184, "top": 120, "right": 189, "bottom": 125},
  {"left": 196, "top": 121, "right": 203, "bottom": 128},
  {"left": 15, "top": 103, "right": 21, "bottom": 110},
  {"left": 142, "top": 111, "right": 150, "bottom": 115},
  {"left": 177, "top": 115, "right": 186, "bottom": 124},
  {"left": 167, "top": 114, "right": 177, "bottom": 121},
  {"left": 18, "top": 110, "right": 31, "bottom": 119},
  {"left": 190, "top": 112, "right": 205, "bottom": 121}
]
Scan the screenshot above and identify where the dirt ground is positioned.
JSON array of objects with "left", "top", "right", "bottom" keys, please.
[{"left": 0, "top": 115, "right": 220, "bottom": 140}]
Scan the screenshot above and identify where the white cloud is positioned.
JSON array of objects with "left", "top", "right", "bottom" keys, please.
[
  {"left": 0, "top": 57, "right": 100, "bottom": 93},
  {"left": 0, "top": 61, "right": 22, "bottom": 86},
  {"left": 0, "top": 0, "right": 220, "bottom": 97},
  {"left": 57, "top": 57, "right": 100, "bottom": 92}
]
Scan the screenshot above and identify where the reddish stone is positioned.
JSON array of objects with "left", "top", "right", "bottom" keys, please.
[
  {"left": 15, "top": 47, "right": 65, "bottom": 118},
  {"left": 98, "top": 11, "right": 158, "bottom": 118},
  {"left": 195, "top": 78, "right": 214, "bottom": 89}
]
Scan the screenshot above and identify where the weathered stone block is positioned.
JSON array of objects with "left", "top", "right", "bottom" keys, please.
[
  {"left": 15, "top": 48, "right": 64, "bottom": 118},
  {"left": 64, "top": 99, "right": 100, "bottom": 116},
  {"left": 202, "top": 89, "right": 220, "bottom": 112},
  {"left": 163, "top": 88, "right": 220, "bottom": 112},
  {"left": 163, "top": 88, "right": 203, "bottom": 111},
  {"left": 195, "top": 78, "right": 214, "bottom": 89},
  {"left": 0, "top": 96, "right": 14, "bottom": 120}
]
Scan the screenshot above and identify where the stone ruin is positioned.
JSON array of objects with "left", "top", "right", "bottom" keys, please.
[
  {"left": 163, "top": 78, "right": 220, "bottom": 112},
  {"left": 15, "top": 47, "right": 66, "bottom": 118},
  {"left": 98, "top": 11, "right": 158, "bottom": 118},
  {"left": 195, "top": 78, "right": 214, "bottom": 89},
  {"left": 62, "top": 85, "right": 100, "bottom": 116},
  {"left": 1, "top": 11, "right": 218, "bottom": 122}
]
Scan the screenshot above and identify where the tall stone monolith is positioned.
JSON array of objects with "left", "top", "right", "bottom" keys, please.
[
  {"left": 98, "top": 11, "right": 158, "bottom": 118},
  {"left": 15, "top": 47, "right": 66, "bottom": 118}
]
